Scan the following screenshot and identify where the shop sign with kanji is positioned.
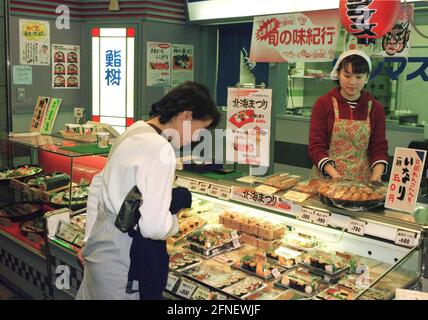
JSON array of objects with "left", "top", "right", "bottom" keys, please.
[
  {"left": 385, "top": 147, "right": 427, "bottom": 213},
  {"left": 250, "top": 10, "right": 341, "bottom": 62},
  {"left": 231, "top": 186, "right": 293, "bottom": 213}
]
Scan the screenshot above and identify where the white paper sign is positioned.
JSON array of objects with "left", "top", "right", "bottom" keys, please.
[
  {"left": 13, "top": 65, "right": 32, "bottom": 85},
  {"left": 385, "top": 147, "right": 427, "bottom": 213},
  {"left": 313, "top": 210, "right": 331, "bottom": 227},
  {"left": 19, "top": 19, "right": 50, "bottom": 65},
  {"left": 226, "top": 87, "right": 272, "bottom": 167},
  {"left": 147, "top": 42, "right": 171, "bottom": 86},
  {"left": 176, "top": 280, "right": 197, "bottom": 299},
  {"left": 197, "top": 182, "right": 210, "bottom": 194},
  {"left": 297, "top": 207, "right": 314, "bottom": 223},
  {"left": 189, "top": 180, "right": 199, "bottom": 191},
  {"left": 192, "top": 287, "right": 212, "bottom": 300},
  {"left": 218, "top": 187, "right": 231, "bottom": 200},
  {"left": 395, "top": 230, "right": 417, "bottom": 248},
  {"left": 166, "top": 274, "right": 179, "bottom": 292},
  {"left": 271, "top": 268, "right": 281, "bottom": 279},
  {"left": 347, "top": 220, "right": 366, "bottom": 236}
]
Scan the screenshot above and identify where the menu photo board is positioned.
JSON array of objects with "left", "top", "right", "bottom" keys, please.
[
  {"left": 52, "top": 44, "right": 80, "bottom": 89},
  {"left": 385, "top": 147, "right": 427, "bottom": 213}
]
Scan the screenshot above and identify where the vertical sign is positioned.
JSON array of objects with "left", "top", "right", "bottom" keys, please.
[
  {"left": 385, "top": 147, "right": 427, "bottom": 213},
  {"left": 30, "top": 96, "right": 50, "bottom": 132},
  {"left": 250, "top": 11, "right": 341, "bottom": 62},
  {"left": 147, "top": 42, "right": 171, "bottom": 86},
  {"left": 52, "top": 44, "right": 80, "bottom": 89},
  {"left": 226, "top": 87, "right": 272, "bottom": 167},
  {"left": 172, "top": 44, "right": 194, "bottom": 85},
  {"left": 40, "top": 98, "right": 62, "bottom": 134},
  {"left": 19, "top": 19, "right": 50, "bottom": 65}
]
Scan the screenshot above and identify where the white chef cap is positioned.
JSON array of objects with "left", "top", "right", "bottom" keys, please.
[{"left": 330, "top": 50, "right": 372, "bottom": 80}]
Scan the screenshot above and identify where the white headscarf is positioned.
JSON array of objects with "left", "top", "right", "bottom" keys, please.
[{"left": 330, "top": 50, "right": 372, "bottom": 81}]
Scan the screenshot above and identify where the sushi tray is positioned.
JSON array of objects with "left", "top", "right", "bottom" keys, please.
[
  {"left": 169, "top": 251, "right": 202, "bottom": 272},
  {"left": 244, "top": 286, "right": 296, "bottom": 300},
  {"left": 282, "top": 232, "right": 319, "bottom": 252},
  {"left": 20, "top": 216, "right": 45, "bottom": 236},
  {"left": 316, "top": 284, "right": 358, "bottom": 300},
  {"left": 182, "top": 264, "right": 246, "bottom": 290},
  {"left": 318, "top": 179, "right": 386, "bottom": 212},
  {"left": 222, "top": 276, "right": 267, "bottom": 300},
  {"left": 232, "top": 253, "right": 286, "bottom": 280},
  {"left": 1, "top": 165, "right": 43, "bottom": 184},
  {"left": 274, "top": 267, "right": 324, "bottom": 296},
  {"left": 0, "top": 201, "right": 44, "bottom": 223},
  {"left": 185, "top": 224, "right": 241, "bottom": 258},
  {"left": 168, "top": 216, "right": 206, "bottom": 246},
  {"left": 262, "top": 172, "right": 301, "bottom": 190},
  {"left": 266, "top": 246, "right": 303, "bottom": 269},
  {"left": 299, "top": 250, "right": 350, "bottom": 282}
]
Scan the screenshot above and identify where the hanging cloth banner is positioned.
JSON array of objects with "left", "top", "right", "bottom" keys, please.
[{"left": 249, "top": 10, "right": 341, "bottom": 63}]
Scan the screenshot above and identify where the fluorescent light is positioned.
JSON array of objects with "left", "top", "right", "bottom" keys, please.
[{"left": 187, "top": 0, "right": 425, "bottom": 22}]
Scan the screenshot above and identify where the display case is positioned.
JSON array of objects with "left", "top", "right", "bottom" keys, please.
[{"left": 0, "top": 133, "right": 108, "bottom": 299}]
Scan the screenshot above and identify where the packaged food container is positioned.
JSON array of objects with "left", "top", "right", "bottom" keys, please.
[
  {"left": 283, "top": 232, "right": 319, "bottom": 251},
  {"left": 299, "top": 250, "right": 350, "bottom": 278},
  {"left": 316, "top": 284, "right": 357, "bottom": 300},
  {"left": 266, "top": 246, "right": 303, "bottom": 268},
  {"left": 65, "top": 123, "right": 81, "bottom": 133},
  {"left": 275, "top": 267, "right": 323, "bottom": 295},
  {"left": 96, "top": 132, "right": 110, "bottom": 148}
]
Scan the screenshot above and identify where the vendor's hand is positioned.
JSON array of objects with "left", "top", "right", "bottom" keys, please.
[
  {"left": 371, "top": 163, "right": 385, "bottom": 183},
  {"left": 324, "top": 163, "right": 342, "bottom": 180},
  {"left": 77, "top": 246, "right": 86, "bottom": 267}
]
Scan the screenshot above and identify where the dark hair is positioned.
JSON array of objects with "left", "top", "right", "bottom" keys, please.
[
  {"left": 337, "top": 55, "right": 370, "bottom": 75},
  {"left": 150, "top": 81, "right": 220, "bottom": 129}
]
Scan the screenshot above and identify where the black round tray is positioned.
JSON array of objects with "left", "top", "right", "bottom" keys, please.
[
  {"left": 0, "top": 165, "right": 43, "bottom": 185},
  {"left": 0, "top": 201, "right": 44, "bottom": 222},
  {"left": 319, "top": 194, "right": 384, "bottom": 212}
]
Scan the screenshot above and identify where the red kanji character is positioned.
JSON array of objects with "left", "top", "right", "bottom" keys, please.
[
  {"left": 392, "top": 174, "right": 400, "bottom": 183},
  {"left": 389, "top": 183, "right": 397, "bottom": 191},
  {"left": 280, "top": 30, "right": 292, "bottom": 45}
]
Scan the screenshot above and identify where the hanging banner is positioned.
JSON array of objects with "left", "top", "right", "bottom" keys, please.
[
  {"left": 147, "top": 42, "right": 171, "bottom": 86},
  {"left": 385, "top": 147, "right": 427, "bottom": 213},
  {"left": 52, "top": 44, "right": 80, "bottom": 89},
  {"left": 226, "top": 87, "right": 272, "bottom": 167},
  {"left": 172, "top": 44, "right": 194, "bottom": 85},
  {"left": 40, "top": 98, "right": 62, "bottom": 134},
  {"left": 250, "top": 10, "right": 341, "bottom": 63},
  {"left": 19, "top": 19, "right": 50, "bottom": 66},
  {"left": 345, "top": 4, "right": 414, "bottom": 57},
  {"left": 30, "top": 96, "right": 50, "bottom": 132}
]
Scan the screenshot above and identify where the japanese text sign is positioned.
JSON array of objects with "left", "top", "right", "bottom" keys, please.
[
  {"left": 250, "top": 10, "right": 341, "bottom": 62},
  {"left": 226, "top": 88, "right": 272, "bottom": 167},
  {"left": 385, "top": 147, "right": 427, "bottom": 213},
  {"left": 147, "top": 42, "right": 171, "bottom": 86},
  {"left": 231, "top": 186, "right": 293, "bottom": 212}
]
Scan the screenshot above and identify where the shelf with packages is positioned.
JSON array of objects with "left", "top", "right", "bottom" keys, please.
[{"left": 0, "top": 133, "right": 108, "bottom": 299}]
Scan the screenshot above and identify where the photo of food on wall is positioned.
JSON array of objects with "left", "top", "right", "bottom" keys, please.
[
  {"left": 54, "top": 75, "right": 66, "bottom": 87},
  {"left": 67, "top": 52, "right": 78, "bottom": 63},
  {"left": 67, "top": 76, "right": 79, "bottom": 87},
  {"left": 54, "top": 63, "right": 65, "bottom": 75},
  {"left": 67, "top": 64, "right": 78, "bottom": 75},
  {"left": 54, "top": 51, "right": 65, "bottom": 62}
]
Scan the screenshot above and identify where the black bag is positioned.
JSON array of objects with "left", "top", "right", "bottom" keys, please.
[{"left": 115, "top": 186, "right": 142, "bottom": 233}]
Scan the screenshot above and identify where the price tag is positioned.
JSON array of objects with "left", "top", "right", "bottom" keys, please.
[
  {"left": 208, "top": 185, "right": 219, "bottom": 197},
  {"left": 271, "top": 268, "right": 281, "bottom": 279},
  {"left": 218, "top": 187, "right": 231, "bottom": 200},
  {"left": 165, "top": 274, "right": 179, "bottom": 292},
  {"left": 232, "top": 239, "right": 241, "bottom": 248},
  {"left": 189, "top": 180, "right": 199, "bottom": 191},
  {"left": 347, "top": 220, "right": 366, "bottom": 236},
  {"left": 197, "top": 182, "right": 210, "bottom": 194},
  {"left": 175, "top": 176, "right": 191, "bottom": 189},
  {"left": 313, "top": 210, "right": 331, "bottom": 227},
  {"left": 297, "top": 207, "right": 314, "bottom": 223},
  {"left": 192, "top": 287, "right": 212, "bottom": 300},
  {"left": 176, "top": 280, "right": 197, "bottom": 299},
  {"left": 216, "top": 293, "right": 228, "bottom": 300},
  {"left": 395, "top": 230, "right": 416, "bottom": 248},
  {"left": 212, "top": 248, "right": 220, "bottom": 255}
]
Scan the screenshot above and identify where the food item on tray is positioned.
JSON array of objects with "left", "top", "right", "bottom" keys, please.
[
  {"left": 357, "top": 287, "right": 392, "bottom": 300},
  {"left": 20, "top": 216, "right": 44, "bottom": 235},
  {"left": 169, "top": 251, "right": 201, "bottom": 271},
  {"left": 70, "top": 214, "right": 87, "bottom": 229},
  {"left": 293, "top": 178, "right": 325, "bottom": 195},
  {"left": 223, "top": 277, "right": 265, "bottom": 299},
  {"left": 283, "top": 232, "right": 318, "bottom": 250},
  {"left": 50, "top": 185, "right": 90, "bottom": 206},
  {"left": 54, "top": 63, "right": 65, "bottom": 75},
  {"left": 316, "top": 284, "right": 357, "bottom": 300},
  {"left": 245, "top": 287, "right": 288, "bottom": 300},
  {"left": 318, "top": 179, "right": 386, "bottom": 211},
  {"left": 264, "top": 173, "right": 301, "bottom": 190},
  {"left": 54, "top": 51, "right": 65, "bottom": 62},
  {"left": 279, "top": 267, "right": 322, "bottom": 294},
  {"left": 168, "top": 216, "right": 205, "bottom": 245},
  {"left": 25, "top": 172, "right": 70, "bottom": 191},
  {"left": 233, "top": 252, "right": 284, "bottom": 279},
  {"left": 301, "top": 250, "right": 350, "bottom": 274},
  {"left": 187, "top": 224, "right": 239, "bottom": 249},
  {"left": 0, "top": 165, "right": 42, "bottom": 180},
  {"left": 183, "top": 265, "right": 245, "bottom": 289},
  {"left": 266, "top": 246, "right": 303, "bottom": 268},
  {"left": 0, "top": 202, "right": 43, "bottom": 222}
]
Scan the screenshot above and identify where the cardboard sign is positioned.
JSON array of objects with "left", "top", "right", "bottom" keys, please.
[{"left": 385, "top": 147, "right": 427, "bottom": 213}]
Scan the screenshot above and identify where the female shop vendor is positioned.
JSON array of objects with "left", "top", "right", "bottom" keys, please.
[{"left": 308, "top": 50, "right": 388, "bottom": 182}]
